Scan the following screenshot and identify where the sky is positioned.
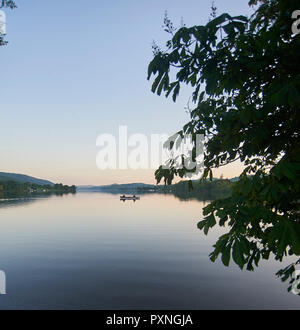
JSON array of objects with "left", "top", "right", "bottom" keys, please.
[{"left": 0, "top": 0, "right": 255, "bottom": 185}]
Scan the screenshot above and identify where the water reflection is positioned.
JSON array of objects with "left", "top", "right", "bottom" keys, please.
[
  {"left": 0, "top": 197, "right": 40, "bottom": 209},
  {"left": 0, "top": 191, "right": 76, "bottom": 209},
  {"left": 0, "top": 192, "right": 299, "bottom": 310}
]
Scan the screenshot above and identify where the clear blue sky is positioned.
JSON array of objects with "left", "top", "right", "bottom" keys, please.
[{"left": 0, "top": 0, "right": 254, "bottom": 185}]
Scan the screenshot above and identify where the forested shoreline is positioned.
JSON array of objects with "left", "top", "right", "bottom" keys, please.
[{"left": 0, "top": 180, "right": 76, "bottom": 197}]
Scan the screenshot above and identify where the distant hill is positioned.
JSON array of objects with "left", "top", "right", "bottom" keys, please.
[
  {"left": 78, "top": 183, "right": 157, "bottom": 194},
  {"left": 77, "top": 179, "right": 233, "bottom": 201},
  {"left": 0, "top": 172, "right": 54, "bottom": 186},
  {"left": 78, "top": 179, "right": 239, "bottom": 192}
]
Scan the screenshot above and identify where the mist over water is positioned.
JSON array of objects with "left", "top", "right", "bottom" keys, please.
[{"left": 0, "top": 193, "right": 299, "bottom": 310}]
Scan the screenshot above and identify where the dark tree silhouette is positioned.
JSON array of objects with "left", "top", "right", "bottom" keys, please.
[{"left": 148, "top": 0, "right": 300, "bottom": 294}]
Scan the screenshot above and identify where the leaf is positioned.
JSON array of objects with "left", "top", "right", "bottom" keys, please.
[
  {"left": 207, "top": 13, "right": 232, "bottom": 28},
  {"left": 268, "top": 220, "right": 291, "bottom": 257},
  {"left": 204, "top": 222, "right": 210, "bottom": 235},
  {"left": 203, "top": 203, "right": 214, "bottom": 216},
  {"left": 157, "top": 74, "right": 167, "bottom": 96},
  {"left": 207, "top": 213, "right": 217, "bottom": 228},
  {"left": 166, "top": 82, "right": 179, "bottom": 98},
  {"left": 232, "top": 15, "right": 248, "bottom": 23},
  {"left": 232, "top": 240, "right": 245, "bottom": 269},
  {"left": 254, "top": 252, "right": 261, "bottom": 267},
  {"left": 172, "top": 83, "right": 180, "bottom": 102},
  {"left": 151, "top": 72, "right": 164, "bottom": 93},
  {"left": 197, "top": 220, "right": 207, "bottom": 230},
  {"left": 221, "top": 243, "right": 231, "bottom": 267}
]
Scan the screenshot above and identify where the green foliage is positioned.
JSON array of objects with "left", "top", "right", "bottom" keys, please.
[
  {"left": 0, "top": 179, "right": 76, "bottom": 196},
  {"left": 166, "top": 178, "right": 232, "bottom": 201},
  {"left": 148, "top": 0, "right": 300, "bottom": 292},
  {"left": 54, "top": 183, "right": 77, "bottom": 193}
]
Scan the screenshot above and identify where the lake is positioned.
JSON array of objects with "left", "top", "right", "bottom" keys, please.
[{"left": 0, "top": 192, "right": 299, "bottom": 310}]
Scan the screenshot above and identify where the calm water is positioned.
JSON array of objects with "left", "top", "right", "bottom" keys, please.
[{"left": 0, "top": 192, "right": 299, "bottom": 310}]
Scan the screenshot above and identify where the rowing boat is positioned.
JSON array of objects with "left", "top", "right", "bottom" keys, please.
[{"left": 120, "top": 195, "right": 140, "bottom": 201}]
